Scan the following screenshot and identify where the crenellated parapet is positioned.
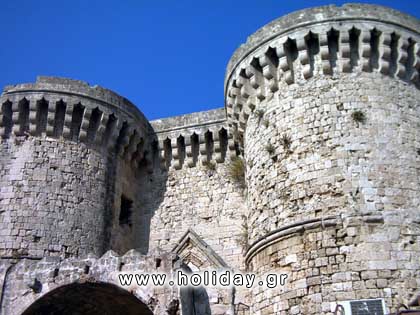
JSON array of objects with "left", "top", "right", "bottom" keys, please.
[
  {"left": 225, "top": 4, "right": 420, "bottom": 147},
  {"left": 0, "top": 76, "right": 153, "bottom": 165},
  {"left": 151, "top": 108, "right": 238, "bottom": 170}
]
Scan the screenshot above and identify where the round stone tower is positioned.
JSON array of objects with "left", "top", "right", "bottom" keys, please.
[
  {"left": 225, "top": 4, "right": 420, "bottom": 314},
  {"left": 0, "top": 76, "right": 153, "bottom": 258}
]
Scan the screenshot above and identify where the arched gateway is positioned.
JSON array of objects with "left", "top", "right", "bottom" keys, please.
[{"left": 21, "top": 282, "right": 153, "bottom": 315}]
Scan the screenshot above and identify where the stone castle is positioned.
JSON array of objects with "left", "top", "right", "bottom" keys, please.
[{"left": 0, "top": 3, "right": 419, "bottom": 315}]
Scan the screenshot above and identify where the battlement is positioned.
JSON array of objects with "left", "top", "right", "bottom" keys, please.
[
  {"left": 226, "top": 3, "right": 420, "bottom": 83},
  {"left": 3, "top": 76, "right": 146, "bottom": 122},
  {"left": 151, "top": 108, "right": 237, "bottom": 170},
  {"left": 225, "top": 3, "right": 420, "bottom": 146},
  {"left": 0, "top": 76, "right": 153, "bottom": 164}
]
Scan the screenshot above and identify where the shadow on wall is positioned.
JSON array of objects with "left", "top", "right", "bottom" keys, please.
[{"left": 107, "top": 134, "right": 169, "bottom": 255}]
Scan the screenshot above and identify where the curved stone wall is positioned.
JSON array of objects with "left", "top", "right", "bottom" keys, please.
[
  {"left": 225, "top": 4, "right": 420, "bottom": 314},
  {"left": 0, "top": 77, "right": 153, "bottom": 258},
  {"left": 245, "top": 74, "right": 420, "bottom": 313},
  {"left": 245, "top": 74, "right": 419, "bottom": 243}
]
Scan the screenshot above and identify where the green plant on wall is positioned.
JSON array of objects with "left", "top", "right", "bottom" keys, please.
[
  {"left": 265, "top": 143, "right": 275, "bottom": 155},
  {"left": 263, "top": 120, "right": 269, "bottom": 128},
  {"left": 255, "top": 109, "right": 265, "bottom": 123},
  {"left": 351, "top": 110, "right": 366, "bottom": 124},
  {"left": 202, "top": 160, "right": 216, "bottom": 171},
  {"left": 280, "top": 134, "right": 292, "bottom": 151}
]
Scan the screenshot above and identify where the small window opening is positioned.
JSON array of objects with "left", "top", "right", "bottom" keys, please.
[
  {"left": 156, "top": 258, "right": 162, "bottom": 268},
  {"left": 119, "top": 195, "right": 133, "bottom": 227}
]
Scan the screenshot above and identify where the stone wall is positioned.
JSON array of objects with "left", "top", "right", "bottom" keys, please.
[
  {"left": 149, "top": 164, "right": 247, "bottom": 269},
  {"left": 149, "top": 109, "right": 247, "bottom": 270},
  {"left": 148, "top": 109, "right": 249, "bottom": 314},
  {"left": 249, "top": 218, "right": 420, "bottom": 314},
  {"left": 243, "top": 73, "right": 420, "bottom": 313},
  {"left": 245, "top": 73, "right": 419, "bottom": 243},
  {"left": 0, "top": 137, "right": 108, "bottom": 258}
]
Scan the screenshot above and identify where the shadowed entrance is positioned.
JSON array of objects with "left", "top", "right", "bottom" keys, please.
[{"left": 21, "top": 282, "right": 153, "bottom": 315}]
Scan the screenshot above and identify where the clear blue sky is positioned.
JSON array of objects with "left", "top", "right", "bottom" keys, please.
[{"left": 1, "top": 1, "right": 419, "bottom": 120}]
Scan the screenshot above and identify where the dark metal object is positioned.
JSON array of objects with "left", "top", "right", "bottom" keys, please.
[
  {"left": 334, "top": 304, "right": 345, "bottom": 315},
  {"left": 332, "top": 296, "right": 420, "bottom": 315},
  {"left": 409, "top": 295, "right": 420, "bottom": 307},
  {"left": 166, "top": 299, "right": 179, "bottom": 315},
  {"left": 389, "top": 295, "right": 420, "bottom": 315}
]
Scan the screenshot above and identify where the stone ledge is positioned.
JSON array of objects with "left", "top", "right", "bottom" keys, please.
[
  {"left": 151, "top": 108, "right": 226, "bottom": 134},
  {"left": 245, "top": 216, "right": 341, "bottom": 265}
]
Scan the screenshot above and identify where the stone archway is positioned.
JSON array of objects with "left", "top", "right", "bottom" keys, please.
[{"left": 21, "top": 282, "right": 153, "bottom": 315}]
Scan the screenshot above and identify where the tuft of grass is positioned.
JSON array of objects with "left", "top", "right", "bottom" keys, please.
[
  {"left": 279, "top": 188, "right": 291, "bottom": 200},
  {"left": 247, "top": 159, "right": 253, "bottom": 168},
  {"left": 255, "top": 109, "right": 265, "bottom": 121},
  {"left": 280, "top": 134, "right": 292, "bottom": 150},
  {"left": 263, "top": 120, "right": 269, "bottom": 128},
  {"left": 265, "top": 143, "right": 275, "bottom": 155},
  {"left": 235, "top": 215, "right": 249, "bottom": 249},
  {"left": 351, "top": 110, "right": 366, "bottom": 124},
  {"left": 202, "top": 160, "right": 216, "bottom": 171},
  {"left": 228, "top": 157, "right": 245, "bottom": 186}
]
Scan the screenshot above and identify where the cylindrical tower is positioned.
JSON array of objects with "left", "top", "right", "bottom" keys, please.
[
  {"left": 0, "top": 76, "right": 152, "bottom": 258},
  {"left": 225, "top": 4, "right": 420, "bottom": 314}
]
